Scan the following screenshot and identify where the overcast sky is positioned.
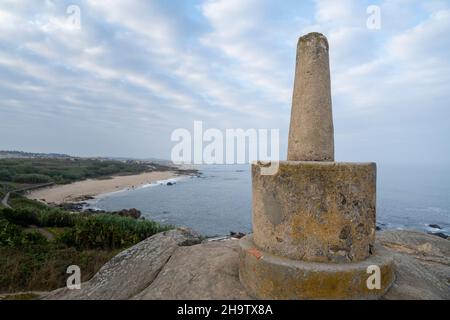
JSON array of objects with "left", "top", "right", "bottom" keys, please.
[{"left": 0, "top": 0, "right": 449, "bottom": 164}]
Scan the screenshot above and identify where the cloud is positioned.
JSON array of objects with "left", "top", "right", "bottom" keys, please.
[
  {"left": 0, "top": 0, "right": 449, "bottom": 163},
  {"left": 315, "top": 0, "right": 358, "bottom": 23}
]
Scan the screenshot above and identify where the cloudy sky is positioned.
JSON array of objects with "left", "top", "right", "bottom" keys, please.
[{"left": 0, "top": 0, "right": 449, "bottom": 164}]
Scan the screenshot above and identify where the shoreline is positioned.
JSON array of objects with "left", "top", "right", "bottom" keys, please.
[{"left": 26, "top": 171, "right": 180, "bottom": 205}]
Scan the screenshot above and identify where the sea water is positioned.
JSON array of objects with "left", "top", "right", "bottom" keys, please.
[{"left": 86, "top": 164, "right": 450, "bottom": 237}]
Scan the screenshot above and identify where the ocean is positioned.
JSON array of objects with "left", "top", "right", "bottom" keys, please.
[{"left": 85, "top": 164, "right": 450, "bottom": 237}]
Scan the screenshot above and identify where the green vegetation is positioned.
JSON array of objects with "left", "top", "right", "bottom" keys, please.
[
  {"left": 0, "top": 182, "right": 11, "bottom": 199},
  {"left": 60, "top": 214, "right": 172, "bottom": 250},
  {"left": 0, "top": 245, "right": 118, "bottom": 293},
  {"left": 0, "top": 196, "right": 173, "bottom": 293},
  {"left": 1, "top": 293, "right": 40, "bottom": 300},
  {"left": 0, "top": 157, "right": 178, "bottom": 294},
  {"left": 0, "top": 206, "right": 75, "bottom": 229},
  {"left": 0, "top": 158, "right": 157, "bottom": 185},
  {"left": 0, "top": 206, "right": 172, "bottom": 250},
  {"left": 8, "top": 193, "right": 49, "bottom": 210},
  {"left": 12, "top": 173, "right": 53, "bottom": 184},
  {"left": 0, "top": 219, "right": 48, "bottom": 247}
]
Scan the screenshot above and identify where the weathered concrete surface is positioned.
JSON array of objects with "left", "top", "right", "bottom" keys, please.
[
  {"left": 379, "top": 230, "right": 450, "bottom": 300},
  {"left": 38, "top": 230, "right": 449, "bottom": 300},
  {"left": 288, "top": 32, "right": 334, "bottom": 161},
  {"left": 252, "top": 161, "right": 376, "bottom": 263},
  {"left": 134, "top": 240, "right": 251, "bottom": 300},
  {"left": 43, "top": 228, "right": 202, "bottom": 300},
  {"left": 239, "top": 235, "right": 395, "bottom": 300}
]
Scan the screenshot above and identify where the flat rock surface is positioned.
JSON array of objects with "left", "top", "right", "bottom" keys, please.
[
  {"left": 43, "top": 230, "right": 449, "bottom": 300},
  {"left": 378, "top": 230, "right": 450, "bottom": 300},
  {"left": 133, "top": 240, "right": 251, "bottom": 300}
]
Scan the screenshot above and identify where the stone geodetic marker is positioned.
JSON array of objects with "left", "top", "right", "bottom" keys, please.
[{"left": 239, "top": 32, "right": 395, "bottom": 299}]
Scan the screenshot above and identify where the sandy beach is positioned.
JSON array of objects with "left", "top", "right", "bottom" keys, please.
[{"left": 26, "top": 171, "right": 178, "bottom": 204}]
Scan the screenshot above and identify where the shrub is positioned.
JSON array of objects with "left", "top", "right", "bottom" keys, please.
[
  {"left": 37, "top": 210, "right": 77, "bottom": 228},
  {"left": 0, "top": 169, "right": 13, "bottom": 181},
  {"left": 0, "top": 219, "right": 24, "bottom": 246},
  {"left": 8, "top": 196, "right": 48, "bottom": 211},
  {"left": 58, "top": 214, "right": 172, "bottom": 250},
  {"left": 23, "top": 231, "right": 48, "bottom": 246},
  {"left": 12, "top": 174, "right": 53, "bottom": 184},
  {"left": 0, "top": 208, "right": 39, "bottom": 227},
  {"left": 0, "top": 207, "right": 77, "bottom": 228},
  {"left": 0, "top": 245, "right": 117, "bottom": 292},
  {"left": 0, "top": 219, "right": 47, "bottom": 247}
]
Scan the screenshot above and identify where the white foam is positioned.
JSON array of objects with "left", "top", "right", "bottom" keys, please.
[{"left": 138, "top": 176, "right": 185, "bottom": 189}]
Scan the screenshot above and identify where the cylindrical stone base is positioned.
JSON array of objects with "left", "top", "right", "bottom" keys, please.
[
  {"left": 252, "top": 161, "right": 376, "bottom": 263},
  {"left": 239, "top": 235, "right": 395, "bottom": 300}
]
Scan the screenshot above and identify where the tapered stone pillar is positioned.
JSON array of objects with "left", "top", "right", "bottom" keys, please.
[
  {"left": 239, "top": 32, "right": 395, "bottom": 300},
  {"left": 288, "top": 32, "right": 334, "bottom": 161}
]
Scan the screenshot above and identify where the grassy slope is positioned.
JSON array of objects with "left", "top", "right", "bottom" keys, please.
[
  {"left": 0, "top": 245, "right": 119, "bottom": 293},
  {"left": 0, "top": 158, "right": 176, "bottom": 294},
  {"left": 0, "top": 194, "right": 172, "bottom": 294}
]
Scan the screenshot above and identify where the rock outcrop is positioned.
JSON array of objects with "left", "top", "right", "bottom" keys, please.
[
  {"left": 43, "top": 229, "right": 449, "bottom": 300},
  {"left": 43, "top": 228, "right": 202, "bottom": 300},
  {"left": 133, "top": 240, "right": 251, "bottom": 300},
  {"left": 379, "top": 230, "right": 450, "bottom": 300}
]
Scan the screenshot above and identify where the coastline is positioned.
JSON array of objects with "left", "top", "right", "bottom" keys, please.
[{"left": 26, "top": 171, "right": 180, "bottom": 205}]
